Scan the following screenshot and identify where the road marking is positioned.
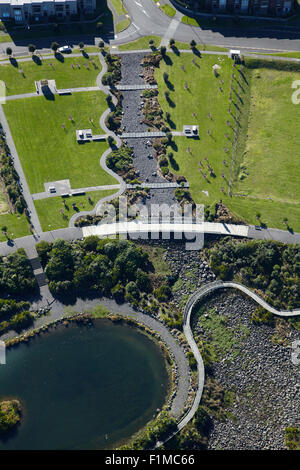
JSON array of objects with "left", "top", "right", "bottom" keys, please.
[
  {"left": 142, "top": 9, "right": 150, "bottom": 17},
  {"left": 134, "top": 1, "right": 142, "bottom": 6}
]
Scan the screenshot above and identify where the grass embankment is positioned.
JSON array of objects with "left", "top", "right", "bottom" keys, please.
[
  {"left": 0, "top": 55, "right": 101, "bottom": 96},
  {"left": 4, "top": 92, "right": 117, "bottom": 193},
  {"left": 155, "top": 52, "right": 300, "bottom": 231},
  {"left": 233, "top": 59, "right": 300, "bottom": 222},
  {"left": 34, "top": 189, "right": 116, "bottom": 231}
]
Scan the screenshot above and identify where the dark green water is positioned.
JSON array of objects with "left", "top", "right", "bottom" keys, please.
[{"left": 0, "top": 320, "right": 170, "bottom": 450}]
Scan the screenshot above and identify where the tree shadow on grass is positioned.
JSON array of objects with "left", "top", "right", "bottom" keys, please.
[
  {"left": 166, "top": 96, "right": 176, "bottom": 108},
  {"left": 169, "top": 140, "right": 178, "bottom": 151},
  {"left": 9, "top": 57, "right": 18, "bottom": 68},
  {"left": 166, "top": 80, "right": 174, "bottom": 91},
  {"left": 170, "top": 45, "right": 180, "bottom": 56},
  {"left": 32, "top": 55, "right": 42, "bottom": 65},
  {"left": 167, "top": 118, "right": 176, "bottom": 129},
  {"left": 192, "top": 47, "right": 202, "bottom": 58},
  {"left": 54, "top": 52, "right": 64, "bottom": 63},
  {"left": 162, "top": 54, "right": 173, "bottom": 66}
]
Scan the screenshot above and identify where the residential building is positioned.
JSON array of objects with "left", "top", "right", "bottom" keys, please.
[
  {"left": 0, "top": 0, "right": 96, "bottom": 23},
  {"left": 176, "top": 0, "right": 296, "bottom": 16}
]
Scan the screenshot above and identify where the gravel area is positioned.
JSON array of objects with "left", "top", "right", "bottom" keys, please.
[
  {"left": 118, "top": 52, "right": 146, "bottom": 86},
  {"left": 126, "top": 137, "right": 164, "bottom": 183},
  {"left": 119, "top": 53, "right": 176, "bottom": 206},
  {"left": 122, "top": 90, "right": 148, "bottom": 133},
  {"left": 193, "top": 290, "right": 300, "bottom": 450}
]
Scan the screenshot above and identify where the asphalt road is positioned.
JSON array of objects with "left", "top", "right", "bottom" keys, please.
[
  {"left": 1, "top": 1, "right": 300, "bottom": 56},
  {"left": 115, "top": 0, "right": 300, "bottom": 52}
]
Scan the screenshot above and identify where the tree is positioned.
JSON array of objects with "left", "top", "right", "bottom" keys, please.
[
  {"left": 51, "top": 42, "right": 59, "bottom": 52},
  {"left": 160, "top": 45, "right": 166, "bottom": 56},
  {"left": 79, "top": 42, "right": 85, "bottom": 50},
  {"left": 98, "top": 40, "right": 104, "bottom": 49},
  {"left": 106, "top": 94, "right": 113, "bottom": 107},
  {"left": 107, "top": 135, "right": 114, "bottom": 146},
  {"left": 6, "top": 47, "right": 12, "bottom": 56},
  {"left": 28, "top": 44, "right": 36, "bottom": 55},
  {"left": 149, "top": 39, "right": 154, "bottom": 46},
  {"left": 190, "top": 39, "right": 196, "bottom": 49},
  {"left": 169, "top": 38, "right": 175, "bottom": 47}
]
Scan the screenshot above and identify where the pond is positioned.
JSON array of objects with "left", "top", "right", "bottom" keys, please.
[{"left": 0, "top": 319, "right": 170, "bottom": 449}]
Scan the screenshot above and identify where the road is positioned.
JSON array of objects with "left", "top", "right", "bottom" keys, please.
[
  {"left": 1, "top": 0, "right": 300, "bottom": 56},
  {"left": 112, "top": 0, "right": 300, "bottom": 52}
]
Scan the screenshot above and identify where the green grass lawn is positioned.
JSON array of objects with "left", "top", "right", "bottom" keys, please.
[
  {"left": 251, "top": 51, "right": 300, "bottom": 59},
  {"left": 3, "top": 92, "right": 117, "bottom": 193},
  {"left": 34, "top": 189, "right": 116, "bottom": 231},
  {"left": 0, "top": 55, "right": 101, "bottom": 96},
  {"left": 155, "top": 52, "right": 233, "bottom": 201},
  {"left": 171, "top": 42, "right": 228, "bottom": 52},
  {"left": 115, "top": 18, "right": 130, "bottom": 33},
  {"left": 0, "top": 212, "right": 30, "bottom": 241},
  {"left": 110, "top": 0, "right": 127, "bottom": 15},
  {"left": 234, "top": 64, "right": 300, "bottom": 205},
  {"left": 118, "top": 36, "right": 161, "bottom": 51},
  {"left": 160, "top": 4, "right": 176, "bottom": 17},
  {"left": 155, "top": 52, "right": 300, "bottom": 231},
  {"left": 0, "top": 34, "right": 11, "bottom": 43}
]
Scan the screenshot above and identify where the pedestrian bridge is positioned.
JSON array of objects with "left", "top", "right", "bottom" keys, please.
[{"left": 82, "top": 220, "right": 249, "bottom": 239}]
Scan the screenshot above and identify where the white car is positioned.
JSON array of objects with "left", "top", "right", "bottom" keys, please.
[{"left": 58, "top": 45, "right": 72, "bottom": 53}]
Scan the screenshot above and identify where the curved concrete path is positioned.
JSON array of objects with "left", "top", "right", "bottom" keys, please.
[
  {"left": 179, "top": 280, "right": 300, "bottom": 429},
  {"left": 69, "top": 53, "right": 126, "bottom": 227},
  {"left": 158, "top": 279, "right": 300, "bottom": 446}
]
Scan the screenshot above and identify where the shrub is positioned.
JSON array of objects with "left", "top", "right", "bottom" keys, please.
[
  {"left": 251, "top": 307, "right": 274, "bottom": 326},
  {"left": 154, "top": 284, "right": 172, "bottom": 302}
]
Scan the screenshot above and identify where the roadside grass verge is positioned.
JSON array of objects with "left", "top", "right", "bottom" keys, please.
[
  {"left": 160, "top": 4, "right": 176, "bottom": 17},
  {"left": 3, "top": 92, "right": 117, "bottom": 193},
  {"left": 172, "top": 42, "right": 228, "bottom": 52},
  {"left": 115, "top": 18, "right": 130, "bottom": 33},
  {"left": 0, "top": 55, "right": 101, "bottom": 96},
  {"left": 110, "top": 0, "right": 127, "bottom": 15},
  {"left": 0, "top": 34, "right": 12, "bottom": 43},
  {"left": 118, "top": 36, "right": 161, "bottom": 51},
  {"left": 34, "top": 189, "right": 116, "bottom": 231},
  {"left": 250, "top": 51, "right": 300, "bottom": 59}
]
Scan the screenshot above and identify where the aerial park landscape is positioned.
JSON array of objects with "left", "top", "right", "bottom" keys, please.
[{"left": 0, "top": 0, "right": 299, "bottom": 454}]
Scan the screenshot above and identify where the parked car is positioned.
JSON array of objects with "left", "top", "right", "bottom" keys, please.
[{"left": 58, "top": 45, "right": 72, "bottom": 53}]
